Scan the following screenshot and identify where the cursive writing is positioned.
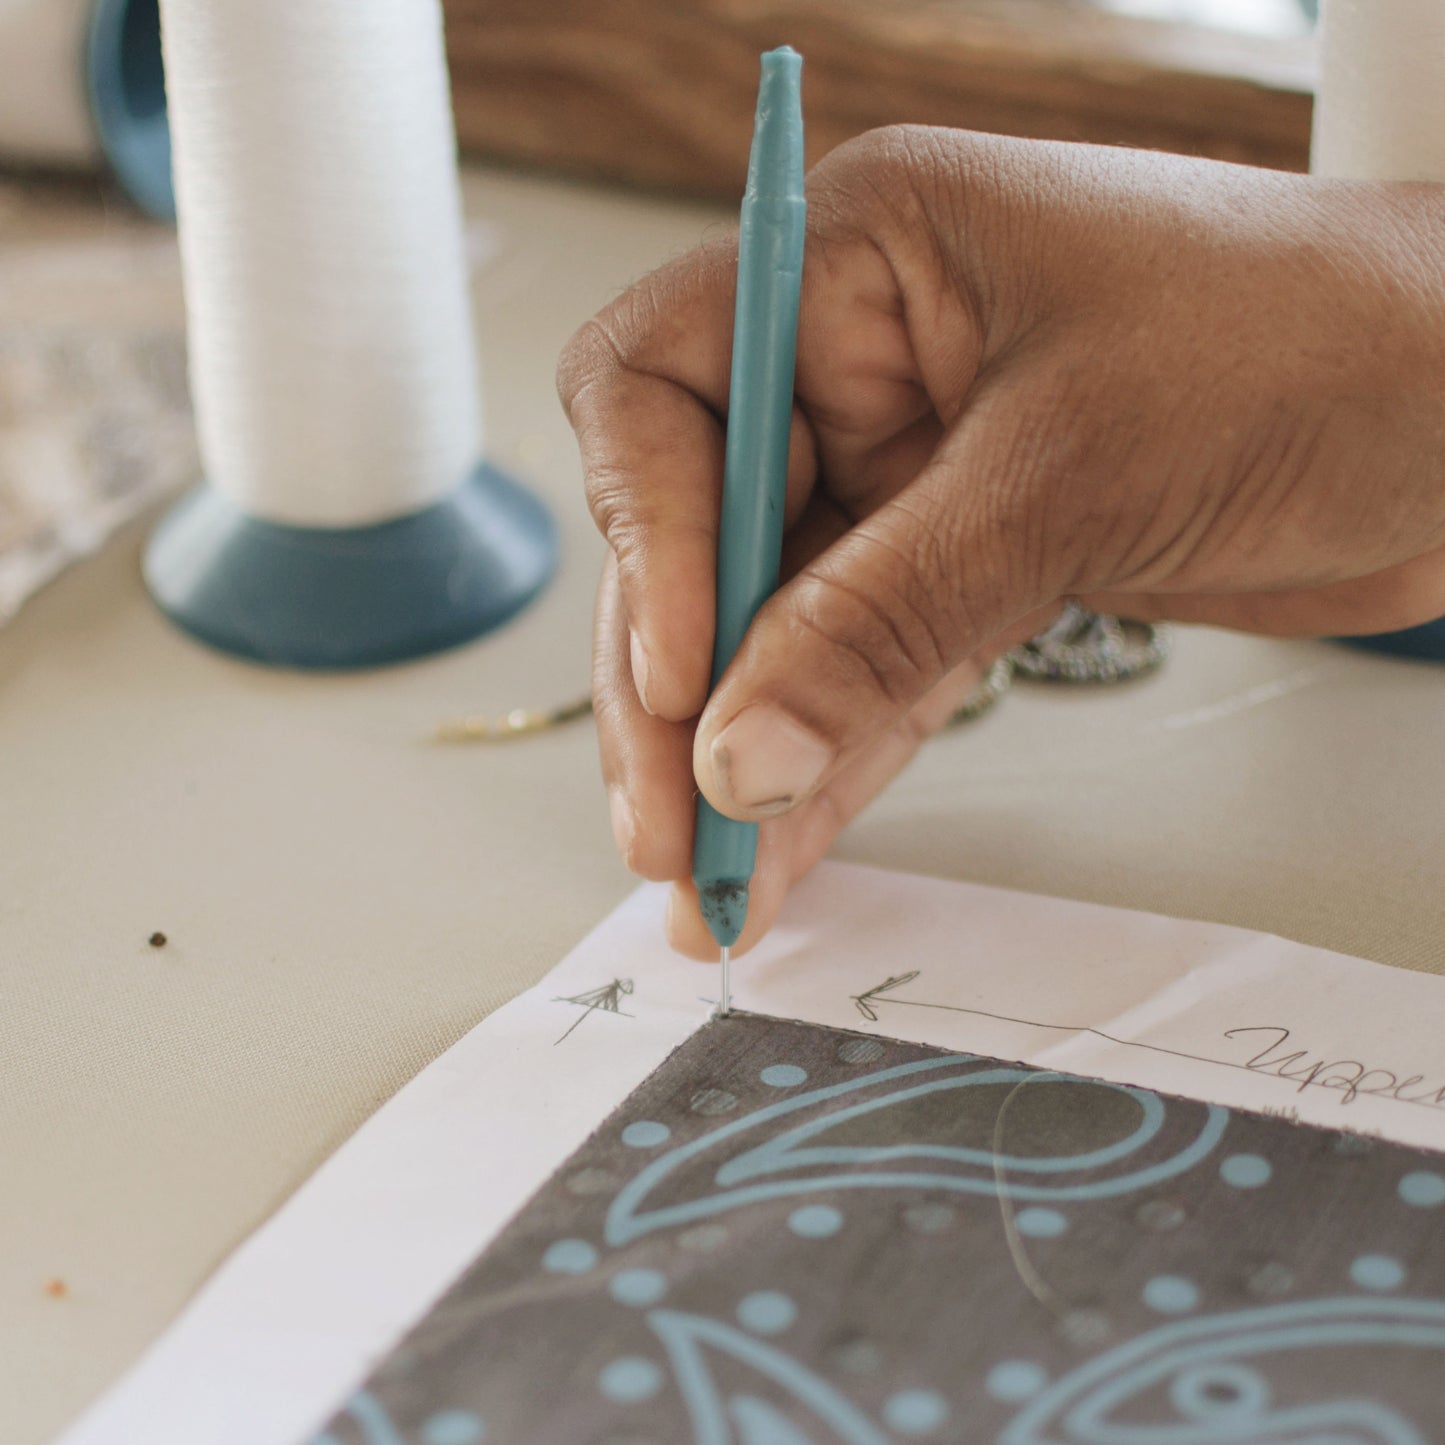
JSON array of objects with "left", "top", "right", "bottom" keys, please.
[{"left": 1225, "top": 1026, "right": 1445, "bottom": 1109}]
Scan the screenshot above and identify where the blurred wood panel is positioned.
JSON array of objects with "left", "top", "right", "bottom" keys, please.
[{"left": 443, "top": 0, "right": 1315, "bottom": 200}]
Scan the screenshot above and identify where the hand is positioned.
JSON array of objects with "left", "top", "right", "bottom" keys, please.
[{"left": 559, "top": 126, "right": 1445, "bottom": 958}]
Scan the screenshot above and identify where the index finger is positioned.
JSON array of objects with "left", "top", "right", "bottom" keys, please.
[{"left": 558, "top": 244, "right": 738, "bottom": 722}]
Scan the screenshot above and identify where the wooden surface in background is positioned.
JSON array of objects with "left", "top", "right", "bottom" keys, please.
[{"left": 443, "top": 0, "right": 1315, "bottom": 201}]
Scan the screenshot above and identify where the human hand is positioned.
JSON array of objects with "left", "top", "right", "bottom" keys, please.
[{"left": 559, "top": 127, "right": 1445, "bottom": 959}]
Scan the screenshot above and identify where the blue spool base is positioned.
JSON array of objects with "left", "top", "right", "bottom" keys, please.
[
  {"left": 144, "top": 462, "right": 557, "bottom": 670},
  {"left": 88, "top": 0, "right": 174, "bottom": 221},
  {"left": 1338, "top": 618, "right": 1445, "bottom": 664}
]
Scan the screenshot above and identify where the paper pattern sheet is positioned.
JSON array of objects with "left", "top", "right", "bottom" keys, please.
[{"left": 60, "top": 863, "right": 1445, "bottom": 1445}]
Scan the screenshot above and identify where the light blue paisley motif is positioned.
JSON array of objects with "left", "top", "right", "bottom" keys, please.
[
  {"left": 999, "top": 1297, "right": 1445, "bottom": 1445},
  {"left": 731, "top": 1394, "right": 828, "bottom": 1444},
  {"left": 649, "top": 1308, "right": 892, "bottom": 1445},
  {"left": 606, "top": 1057, "right": 1227, "bottom": 1245},
  {"left": 315, "top": 1390, "right": 405, "bottom": 1445}
]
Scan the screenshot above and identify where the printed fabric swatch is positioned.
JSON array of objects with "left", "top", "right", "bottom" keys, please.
[{"left": 313, "top": 1013, "right": 1445, "bottom": 1444}]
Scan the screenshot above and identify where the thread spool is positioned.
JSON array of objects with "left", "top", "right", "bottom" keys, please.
[
  {"left": 143, "top": 0, "right": 555, "bottom": 669},
  {"left": 0, "top": 0, "right": 173, "bottom": 218},
  {"left": 1312, "top": 0, "right": 1445, "bottom": 660}
]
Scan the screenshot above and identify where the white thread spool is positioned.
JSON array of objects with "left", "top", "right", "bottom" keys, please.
[
  {"left": 161, "top": 0, "right": 478, "bottom": 526},
  {"left": 146, "top": 0, "right": 554, "bottom": 668},
  {"left": 1313, "top": 0, "right": 1445, "bottom": 181}
]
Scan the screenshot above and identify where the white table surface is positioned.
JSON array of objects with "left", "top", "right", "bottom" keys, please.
[{"left": 4, "top": 164, "right": 1444, "bottom": 1445}]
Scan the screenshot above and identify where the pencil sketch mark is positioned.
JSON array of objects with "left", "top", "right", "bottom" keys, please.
[
  {"left": 553, "top": 978, "right": 635, "bottom": 1044},
  {"left": 850, "top": 975, "right": 1445, "bottom": 1120},
  {"left": 851, "top": 971, "right": 920, "bottom": 1022}
]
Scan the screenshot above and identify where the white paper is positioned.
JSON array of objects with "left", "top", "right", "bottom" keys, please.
[{"left": 60, "top": 862, "right": 1445, "bottom": 1445}]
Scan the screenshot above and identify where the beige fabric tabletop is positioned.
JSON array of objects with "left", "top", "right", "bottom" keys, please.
[{"left": 3, "top": 165, "right": 1444, "bottom": 1445}]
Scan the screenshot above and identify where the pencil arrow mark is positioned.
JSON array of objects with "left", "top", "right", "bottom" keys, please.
[
  {"left": 553, "top": 978, "right": 635, "bottom": 1044},
  {"left": 850, "top": 971, "right": 921, "bottom": 1022}
]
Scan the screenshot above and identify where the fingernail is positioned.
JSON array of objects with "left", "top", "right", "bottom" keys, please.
[
  {"left": 629, "top": 630, "right": 655, "bottom": 715},
  {"left": 608, "top": 787, "right": 637, "bottom": 868},
  {"left": 710, "top": 705, "right": 833, "bottom": 815}
]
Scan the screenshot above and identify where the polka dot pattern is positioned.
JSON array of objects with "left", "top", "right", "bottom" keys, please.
[
  {"left": 1220, "top": 1154, "right": 1272, "bottom": 1189},
  {"left": 621, "top": 1121, "right": 670, "bottom": 1149},
  {"left": 1400, "top": 1171, "right": 1445, "bottom": 1208},
  {"left": 1143, "top": 1275, "right": 1199, "bottom": 1314},
  {"left": 737, "top": 1290, "right": 797, "bottom": 1334},
  {"left": 986, "top": 1360, "right": 1047, "bottom": 1402},
  {"left": 542, "top": 1239, "right": 597, "bottom": 1274},
  {"left": 760, "top": 1063, "right": 808, "bottom": 1087},
  {"left": 882, "top": 1389, "right": 949, "bottom": 1435},
  {"left": 609, "top": 1268, "right": 667, "bottom": 1307},
  {"left": 788, "top": 1204, "right": 843, "bottom": 1238},
  {"left": 689, "top": 1088, "right": 738, "bottom": 1115},
  {"left": 598, "top": 1357, "right": 663, "bottom": 1404},
  {"left": 1015, "top": 1207, "right": 1067, "bottom": 1239},
  {"left": 421, "top": 1410, "right": 485, "bottom": 1445},
  {"left": 1351, "top": 1254, "right": 1404, "bottom": 1291}
]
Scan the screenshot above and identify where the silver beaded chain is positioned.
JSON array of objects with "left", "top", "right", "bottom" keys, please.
[{"left": 437, "top": 603, "right": 1170, "bottom": 743}]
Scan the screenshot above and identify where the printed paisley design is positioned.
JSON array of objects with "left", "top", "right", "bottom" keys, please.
[
  {"left": 649, "top": 1308, "right": 891, "bottom": 1445},
  {"left": 999, "top": 1298, "right": 1445, "bottom": 1445},
  {"left": 607, "top": 1056, "right": 1227, "bottom": 1245}
]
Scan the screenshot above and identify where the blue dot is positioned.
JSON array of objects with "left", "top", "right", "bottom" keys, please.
[
  {"left": 1400, "top": 1171, "right": 1445, "bottom": 1208},
  {"left": 761, "top": 1063, "right": 808, "bottom": 1087},
  {"left": 788, "top": 1204, "right": 842, "bottom": 1238},
  {"left": 1015, "top": 1207, "right": 1067, "bottom": 1239},
  {"left": 737, "top": 1290, "right": 797, "bottom": 1334},
  {"left": 1351, "top": 1254, "right": 1404, "bottom": 1291},
  {"left": 598, "top": 1356, "right": 663, "bottom": 1403},
  {"left": 609, "top": 1267, "right": 668, "bottom": 1307},
  {"left": 621, "top": 1120, "right": 670, "bottom": 1148},
  {"left": 421, "top": 1411, "right": 485, "bottom": 1445},
  {"left": 1220, "top": 1154, "right": 1271, "bottom": 1189},
  {"left": 1143, "top": 1275, "right": 1199, "bottom": 1314},
  {"left": 542, "top": 1238, "right": 597, "bottom": 1274},
  {"left": 986, "top": 1360, "right": 1047, "bottom": 1402},
  {"left": 882, "top": 1389, "right": 949, "bottom": 1435}
]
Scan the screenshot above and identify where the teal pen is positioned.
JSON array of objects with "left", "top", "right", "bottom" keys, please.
[{"left": 692, "top": 46, "right": 806, "bottom": 1014}]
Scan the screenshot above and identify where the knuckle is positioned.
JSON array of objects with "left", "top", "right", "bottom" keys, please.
[
  {"left": 809, "top": 126, "right": 932, "bottom": 237},
  {"left": 556, "top": 315, "right": 626, "bottom": 418},
  {"left": 786, "top": 553, "right": 954, "bottom": 715},
  {"left": 585, "top": 462, "right": 646, "bottom": 559}
]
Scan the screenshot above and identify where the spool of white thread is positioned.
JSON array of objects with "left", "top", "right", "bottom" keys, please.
[
  {"left": 1312, "top": 0, "right": 1445, "bottom": 181},
  {"left": 1312, "top": 0, "right": 1445, "bottom": 662},
  {"left": 145, "top": 0, "right": 554, "bottom": 668},
  {"left": 0, "top": 0, "right": 173, "bottom": 216}
]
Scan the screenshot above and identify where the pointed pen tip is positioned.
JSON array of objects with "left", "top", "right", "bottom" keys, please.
[{"left": 748, "top": 49, "right": 804, "bottom": 201}]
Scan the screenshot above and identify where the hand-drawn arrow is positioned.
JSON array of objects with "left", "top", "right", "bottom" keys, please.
[{"left": 553, "top": 978, "right": 635, "bottom": 1044}]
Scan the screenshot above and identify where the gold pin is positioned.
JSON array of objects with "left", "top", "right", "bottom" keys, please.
[{"left": 434, "top": 695, "right": 593, "bottom": 744}]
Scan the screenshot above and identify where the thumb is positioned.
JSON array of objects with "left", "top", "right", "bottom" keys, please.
[{"left": 692, "top": 448, "right": 1052, "bottom": 820}]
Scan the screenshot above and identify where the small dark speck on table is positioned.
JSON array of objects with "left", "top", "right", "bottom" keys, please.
[
  {"left": 44, "top": 1279, "right": 67, "bottom": 1299},
  {"left": 148, "top": 932, "right": 167, "bottom": 948}
]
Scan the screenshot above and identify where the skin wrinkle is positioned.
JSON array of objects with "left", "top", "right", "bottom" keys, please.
[
  {"left": 805, "top": 544, "right": 949, "bottom": 695},
  {"left": 817, "top": 138, "right": 985, "bottom": 427},
  {"left": 782, "top": 583, "right": 919, "bottom": 723}
]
